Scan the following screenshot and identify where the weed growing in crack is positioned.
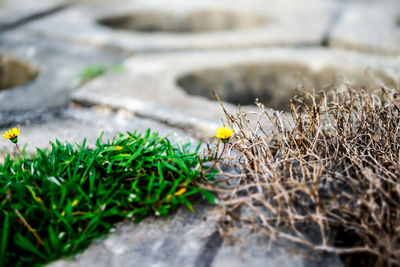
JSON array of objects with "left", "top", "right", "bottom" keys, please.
[
  {"left": 0, "top": 129, "right": 215, "bottom": 266},
  {"left": 211, "top": 87, "right": 400, "bottom": 266},
  {"left": 76, "top": 63, "right": 123, "bottom": 85}
]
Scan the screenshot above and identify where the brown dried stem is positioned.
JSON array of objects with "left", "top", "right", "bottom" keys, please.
[{"left": 212, "top": 87, "right": 400, "bottom": 266}]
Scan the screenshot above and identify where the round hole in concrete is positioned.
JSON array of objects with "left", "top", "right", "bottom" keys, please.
[
  {"left": 97, "top": 9, "right": 267, "bottom": 33},
  {"left": 177, "top": 63, "right": 394, "bottom": 111},
  {"left": 0, "top": 55, "right": 38, "bottom": 91}
]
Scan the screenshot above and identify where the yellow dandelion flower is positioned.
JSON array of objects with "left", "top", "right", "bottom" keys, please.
[
  {"left": 166, "top": 188, "right": 187, "bottom": 201},
  {"left": 215, "top": 126, "right": 233, "bottom": 143},
  {"left": 72, "top": 199, "right": 79, "bottom": 207},
  {"left": 174, "top": 188, "right": 187, "bottom": 196},
  {"left": 2, "top": 127, "right": 20, "bottom": 143}
]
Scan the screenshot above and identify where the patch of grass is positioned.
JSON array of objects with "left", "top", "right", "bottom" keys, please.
[
  {"left": 0, "top": 130, "right": 214, "bottom": 266},
  {"left": 77, "top": 64, "right": 123, "bottom": 83}
]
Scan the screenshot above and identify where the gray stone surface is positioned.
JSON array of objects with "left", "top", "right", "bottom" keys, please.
[
  {"left": 24, "top": 0, "right": 339, "bottom": 52},
  {"left": 0, "top": 106, "right": 197, "bottom": 155},
  {"left": 48, "top": 201, "right": 342, "bottom": 267},
  {"left": 49, "top": 202, "right": 221, "bottom": 267},
  {"left": 0, "top": 30, "right": 127, "bottom": 111},
  {"left": 0, "top": 0, "right": 68, "bottom": 31},
  {"left": 71, "top": 47, "right": 400, "bottom": 136},
  {"left": 213, "top": 232, "right": 343, "bottom": 267},
  {"left": 328, "top": 0, "right": 400, "bottom": 54}
]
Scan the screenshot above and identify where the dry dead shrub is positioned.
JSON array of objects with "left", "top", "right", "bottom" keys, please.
[{"left": 211, "top": 87, "right": 400, "bottom": 266}]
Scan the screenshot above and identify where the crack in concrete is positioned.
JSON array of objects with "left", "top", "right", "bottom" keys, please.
[
  {"left": 70, "top": 100, "right": 200, "bottom": 134},
  {"left": 321, "top": 1, "right": 347, "bottom": 47},
  {"left": 0, "top": 3, "right": 71, "bottom": 32},
  {"left": 194, "top": 231, "right": 223, "bottom": 267},
  {"left": 0, "top": 108, "right": 67, "bottom": 129}
]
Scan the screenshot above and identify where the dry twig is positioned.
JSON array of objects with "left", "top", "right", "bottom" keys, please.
[{"left": 212, "top": 87, "right": 400, "bottom": 266}]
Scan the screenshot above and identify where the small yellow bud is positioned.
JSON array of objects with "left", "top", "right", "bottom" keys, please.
[
  {"left": 174, "top": 188, "right": 187, "bottom": 196},
  {"left": 72, "top": 199, "right": 79, "bottom": 207}
]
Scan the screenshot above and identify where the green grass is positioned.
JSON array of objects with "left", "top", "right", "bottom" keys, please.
[
  {"left": 77, "top": 64, "right": 123, "bottom": 83},
  {"left": 0, "top": 130, "right": 215, "bottom": 266}
]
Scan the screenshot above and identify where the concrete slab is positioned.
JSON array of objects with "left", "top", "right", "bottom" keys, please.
[
  {"left": 0, "top": 30, "right": 127, "bottom": 112},
  {"left": 0, "top": 0, "right": 69, "bottom": 31},
  {"left": 328, "top": 0, "right": 400, "bottom": 55},
  {"left": 24, "top": 0, "right": 339, "bottom": 52},
  {"left": 71, "top": 48, "right": 400, "bottom": 136},
  {"left": 0, "top": 106, "right": 197, "bottom": 155},
  {"left": 49, "top": 202, "right": 221, "bottom": 267},
  {"left": 213, "top": 232, "right": 343, "bottom": 267},
  {"left": 48, "top": 201, "right": 342, "bottom": 267}
]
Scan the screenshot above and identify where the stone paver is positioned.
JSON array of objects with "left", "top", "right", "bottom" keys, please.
[
  {"left": 48, "top": 201, "right": 342, "bottom": 267},
  {"left": 328, "top": 0, "right": 400, "bottom": 55},
  {"left": 213, "top": 232, "right": 343, "bottom": 267},
  {"left": 49, "top": 202, "right": 221, "bottom": 267},
  {"left": 0, "top": 0, "right": 68, "bottom": 31},
  {"left": 71, "top": 47, "right": 400, "bottom": 135},
  {"left": 0, "top": 106, "right": 197, "bottom": 155},
  {"left": 0, "top": 30, "right": 126, "bottom": 111},
  {"left": 24, "top": 0, "right": 339, "bottom": 52}
]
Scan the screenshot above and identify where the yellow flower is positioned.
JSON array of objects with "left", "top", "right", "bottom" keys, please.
[
  {"left": 174, "top": 188, "right": 187, "bottom": 196},
  {"left": 215, "top": 126, "right": 233, "bottom": 143},
  {"left": 72, "top": 199, "right": 79, "bottom": 207},
  {"left": 166, "top": 188, "right": 187, "bottom": 201},
  {"left": 2, "top": 127, "right": 20, "bottom": 143}
]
